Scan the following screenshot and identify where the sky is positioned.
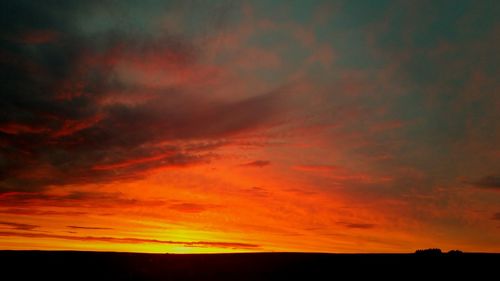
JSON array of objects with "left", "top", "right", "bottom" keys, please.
[{"left": 0, "top": 0, "right": 499, "bottom": 253}]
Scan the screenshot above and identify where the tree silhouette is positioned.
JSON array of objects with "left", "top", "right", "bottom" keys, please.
[{"left": 415, "top": 248, "right": 442, "bottom": 255}]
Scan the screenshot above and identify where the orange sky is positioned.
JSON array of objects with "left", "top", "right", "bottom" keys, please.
[{"left": 0, "top": 0, "right": 499, "bottom": 253}]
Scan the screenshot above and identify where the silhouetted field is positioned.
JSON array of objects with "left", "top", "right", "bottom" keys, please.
[{"left": 1, "top": 251, "right": 498, "bottom": 280}]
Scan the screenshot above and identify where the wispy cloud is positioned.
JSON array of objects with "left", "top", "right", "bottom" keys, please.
[
  {"left": 0, "top": 191, "right": 165, "bottom": 208},
  {"left": 0, "top": 221, "right": 39, "bottom": 231},
  {"left": 239, "top": 160, "right": 270, "bottom": 168},
  {"left": 464, "top": 175, "right": 500, "bottom": 190},
  {"left": 0, "top": 208, "right": 86, "bottom": 216},
  {"left": 293, "top": 165, "right": 339, "bottom": 172},
  {"left": 0, "top": 231, "right": 260, "bottom": 250},
  {"left": 67, "top": 226, "right": 113, "bottom": 230},
  {"left": 337, "top": 221, "right": 375, "bottom": 229},
  {"left": 168, "top": 202, "right": 217, "bottom": 213}
]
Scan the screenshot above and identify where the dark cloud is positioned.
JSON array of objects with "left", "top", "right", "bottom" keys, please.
[
  {"left": 465, "top": 175, "right": 500, "bottom": 190},
  {"left": 337, "top": 221, "right": 375, "bottom": 229},
  {"left": 0, "top": 231, "right": 260, "bottom": 249},
  {"left": 67, "top": 226, "right": 113, "bottom": 230},
  {"left": 239, "top": 187, "right": 270, "bottom": 198},
  {"left": 0, "top": 208, "right": 86, "bottom": 216},
  {"left": 0, "top": 191, "right": 165, "bottom": 208},
  {"left": 168, "top": 202, "right": 216, "bottom": 213},
  {"left": 293, "top": 165, "right": 338, "bottom": 172},
  {"left": 0, "top": 191, "right": 222, "bottom": 218},
  {"left": 0, "top": 1, "right": 288, "bottom": 194},
  {"left": 0, "top": 220, "right": 39, "bottom": 231},
  {"left": 492, "top": 213, "right": 500, "bottom": 220},
  {"left": 239, "top": 160, "right": 271, "bottom": 168}
]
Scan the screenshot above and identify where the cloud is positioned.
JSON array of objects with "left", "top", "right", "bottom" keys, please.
[
  {"left": 0, "top": 123, "right": 49, "bottom": 135},
  {"left": 239, "top": 160, "right": 270, "bottom": 168},
  {"left": 492, "top": 213, "right": 500, "bottom": 220},
  {"left": 0, "top": 191, "right": 165, "bottom": 208},
  {"left": 464, "top": 175, "right": 500, "bottom": 190},
  {"left": 293, "top": 165, "right": 339, "bottom": 172},
  {"left": 91, "top": 152, "right": 177, "bottom": 171},
  {"left": 0, "top": 208, "right": 86, "bottom": 216},
  {"left": 284, "top": 188, "right": 317, "bottom": 196},
  {"left": 168, "top": 203, "right": 215, "bottom": 213},
  {"left": 239, "top": 187, "right": 270, "bottom": 198},
  {"left": 67, "top": 226, "right": 113, "bottom": 230},
  {"left": 51, "top": 114, "right": 104, "bottom": 138},
  {"left": 337, "top": 221, "right": 375, "bottom": 229},
  {"left": 292, "top": 164, "right": 391, "bottom": 185},
  {"left": 0, "top": 221, "right": 39, "bottom": 231},
  {"left": 0, "top": 191, "right": 221, "bottom": 216},
  {"left": 14, "top": 29, "right": 60, "bottom": 45},
  {"left": 0, "top": 231, "right": 260, "bottom": 250},
  {"left": 0, "top": 1, "right": 293, "bottom": 194}
]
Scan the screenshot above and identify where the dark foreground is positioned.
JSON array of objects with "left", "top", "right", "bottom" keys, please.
[{"left": 1, "top": 251, "right": 498, "bottom": 280}]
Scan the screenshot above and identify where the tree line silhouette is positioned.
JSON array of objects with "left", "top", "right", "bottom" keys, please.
[{"left": 415, "top": 248, "right": 463, "bottom": 255}]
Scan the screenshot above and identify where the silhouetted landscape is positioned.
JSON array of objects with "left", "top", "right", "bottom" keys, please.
[{"left": 1, "top": 250, "right": 498, "bottom": 280}]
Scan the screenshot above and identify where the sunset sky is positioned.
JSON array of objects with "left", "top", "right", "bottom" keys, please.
[{"left": 1, "top": 0, "right": 499, "bottom": 253}]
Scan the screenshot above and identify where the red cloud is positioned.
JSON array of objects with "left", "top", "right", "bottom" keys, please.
[
  {"left": 0, "top": 123, "right": 48, "bottom": 135},
  {"left": 0, "top": 191, "right": 164, "bottom": 208},
  {"left": 293, "top": 165, "right": 339, "bottom": 172},
  {"left": 239, "top": 160, "right": 270, "bottom": 168},
  {"left": 15, "top": 29, "right": 59, "bottom": 44},
  {"left": 52, "top": 114, "right": 105, "bottom": 138},
  {"left": 337, "top": 221, "right": 375, "bottom": 229},
  {"left": 0, "top": 221, "right": 39, "bottom": 231},
  {"left": 168, "top": 202, "right": 216, "bottom": 213},
  {"left": 92, "top": 152, "right": 176, "bottom": 171},
  {"left": 0, "top": 231, "right": 260, "bottom": 249}
]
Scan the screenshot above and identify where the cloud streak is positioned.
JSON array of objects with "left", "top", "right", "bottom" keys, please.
[
  {"left": 0, "top": 191, "right": 165, "bottom": 208},
  {"left": 168, "top": 203, "right": 216, "bottom": 213},
  {"left": 337, "top": 221, "right": 375, "bottom": 229},
  {"left": 293, "top": 165, "right": 339, "bottom": 172},
  {"left": 0, "top": 221, "right": 39, "bottom": 231},
  {"left": 0, "top": 231, "right": 260, "bottom": 250},
  {"left": 465, "top": 175, "right": 500, "bottom": 190},
  {"left": 239, "top": 160, "right": 271, "bottom": 168},
  {"left": 67, "top": 226, "right": 113, "bottom": 231}
]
